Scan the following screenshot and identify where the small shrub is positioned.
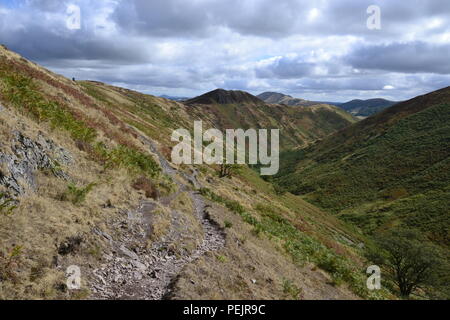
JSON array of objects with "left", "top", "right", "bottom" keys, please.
[
  {"left": 61, "top": 183, "right": 96, "bottom": 205},
  {"left": 0, "top": 245, "right": 23, "bottom": 282},
  {"left": 107, "top": 145, "right": 161, "bottom": 178},
  {"left": 0, "top": 193, "right": 16, "bottom": 216},
  {"left": 216, "top": 255, "right": 227, "bottom": 263},
  {"left": 274, "top": 184, "right": 287, "bottom": 196},
  {"left": 224, "top": 220, "right": 233, "bottom": 228},
  {"left": 282, "top": 279, "right": 302, "bottom": 300}
]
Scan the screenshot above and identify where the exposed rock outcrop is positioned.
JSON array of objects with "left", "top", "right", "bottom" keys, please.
[{"left": 0, "top": 130, "right": 73, "bottom": 196}]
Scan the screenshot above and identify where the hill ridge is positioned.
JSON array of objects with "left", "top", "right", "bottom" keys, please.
[{"left": 186, "top": 88, "right": 263, "bottom": 105}]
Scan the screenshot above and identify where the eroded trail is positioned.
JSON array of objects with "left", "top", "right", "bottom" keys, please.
[{"left": 90, "top": 134, "right": 225, "bottom": 300}]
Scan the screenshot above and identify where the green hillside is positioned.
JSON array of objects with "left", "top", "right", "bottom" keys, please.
[
  {"left": 273, "top": 88, "right": 450, "bottom": 298},
  {"left": 339, "top": 98, "right": 399, "bottom": 117},
  {"left": 274, "top": 87, "right": 450, "bottom": 248}
]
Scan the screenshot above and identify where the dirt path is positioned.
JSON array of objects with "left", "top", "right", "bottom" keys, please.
[{"left": 89, "top": 134, "right": 225, "bottom": 300}]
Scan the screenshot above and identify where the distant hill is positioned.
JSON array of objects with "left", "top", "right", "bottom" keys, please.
[
  {"left": 186, "top": 89, "right": 263, "bottom": 105},
  {"left": 186, "top": 89, "right": 357, "bottom": 150},
  {"left": 257, "top": 92, "right": 318, "bottom": 106},
  {"left": 160, "top": 94, "right": 190, "bottom": 102},
  {"left": 274, "top": 86, "right": 450, "bottom": 250},
  {"left": 335, "top": 98, "right": 399, "bottom": 117}
]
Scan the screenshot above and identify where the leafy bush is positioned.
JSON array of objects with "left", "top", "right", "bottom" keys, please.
[
  {"left": 372, "top": 228, "right": 448, "bottom": 298},
  {"left": 61, "top": 183, "right": 96, "bottom": 205}
]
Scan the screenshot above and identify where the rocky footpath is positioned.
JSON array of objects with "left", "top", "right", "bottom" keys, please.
[{"left": 89, "top": 134, "right": 226, "bottom": 300}]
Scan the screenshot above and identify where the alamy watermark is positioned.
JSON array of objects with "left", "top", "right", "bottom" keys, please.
[
  {"left": 66, "top": 4, "right": 81, "bottom": 30},
  {"left": 171, "top": 121, "right": 279, "bottom": 175},
  {"left": 367, "top": 5, "right": 381, "bottom": 30},
  {"left": 66, "top": 265, "right": 81, "bottom": 290},
  {"left": 366, "top": 265, "right": 381, "bottom": 290}
]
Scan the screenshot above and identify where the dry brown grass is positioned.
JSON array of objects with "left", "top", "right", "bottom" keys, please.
[
  {"left": 132, "top": 176, "right": 159, "bottom": 200},
  {"left": 0, "top": 94, "right": 147, "bottom": 299},
  {"left": 170, "top": 202, "right": 358, "bottom": 300}
]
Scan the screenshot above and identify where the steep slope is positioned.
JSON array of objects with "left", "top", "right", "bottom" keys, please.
[
  {"left": 337, "top": 98, "right": 399, "bottom": 117},
  {"left": 274, "top": 87, "right": 450, "bottom": 251},
  {"left": 0, "top": 46, "right": 388, "bottom": 300},
  {"left": 186, "top": 89, "right": 357, "bottom": 150}
]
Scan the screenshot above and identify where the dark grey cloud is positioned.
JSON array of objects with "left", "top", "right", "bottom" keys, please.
[
  {"left": 346, "top": 42, "right": 450, "bottom": 74},
  {"left": 112, "top": 0, "right": 304, "bottom": 38},
  {"left": 111, "top": 0, "right": 450, "bottom": 39},
  {"left": 27, "top": 0, "right": 71, "bottom": 11},
  {"left": 255, "top": 58, "right": 316, "bottom": 79},
  {"left": 1, "top": 26, "right": 148, "bottom": 63}
]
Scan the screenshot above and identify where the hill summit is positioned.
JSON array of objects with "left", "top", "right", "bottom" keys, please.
[
  {"left": 258, "top": 91, "right": 321, "bottom": 107},
  {"left": 258, "top": 91, "right": 306, "bottom": 105},
  {"left": 186, "top": 89, "right": 263, "bottom": 105}
]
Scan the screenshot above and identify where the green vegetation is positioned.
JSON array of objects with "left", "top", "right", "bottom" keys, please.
[
  {"left": 0, "top": 193, "right": 16, "bottom": 216},
  {"left": 200, "top": 188, "right": 384, "bottom": 299},
  {"left": 91, "top": 142, "right": 160, "bottom": 178},
  {"left": 273, "top": 93, "right": 450, "bottom": 298},
  {"left": 216, "top": 255, "right": 227, "bottom": 263},
  {"left": 224, "top": 220, "right": 233, "bottom": 228},
  {"left": 61, "top": 183, "right": 96, "bottom": 205},
  {"left": 275, "top": 102, "right": 450, "bottom": 247},
  {"left": 369, "top": 228, "right": 448, "bottom": 298},
  {"left": 80, "top": 81, "right": 185, "bottom": 140},
  {"left": 1, "top": 72, "right": 97, "bottom": 143},
  {"left": 107, "top": 145, "right": 161, "bottom": 178},
  {"left": 0, "top": 245, "right": 22, "bottom": 282},
  {"left": 282, "top": 278, "right": 302, "bottom": 300},
  {"left": 0, "top": 70, "right": 161, "bottom": 181}
]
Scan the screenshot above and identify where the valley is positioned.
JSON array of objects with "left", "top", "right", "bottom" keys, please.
[
  {"left": 0, "top": 44, "right": 447, "bottom": 300},
  {"left": 0, "top": 46, "right": 381, "bottom": 300}
]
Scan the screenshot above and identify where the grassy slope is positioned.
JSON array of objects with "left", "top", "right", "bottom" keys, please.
[
  {"left": 340, "top": 99, "right": 398, "bottom": 117},
  {"left": 0, "top": 46, "right": 387, "bottom": 299},
  {"left": 184, "top": 100, "right": 357, "bottom": 150},
  {"left": 274, "top": 87, "right": 450, "bottom": 250}
]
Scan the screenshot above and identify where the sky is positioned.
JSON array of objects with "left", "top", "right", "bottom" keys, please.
[{"left": 0, "top": 0, "right": 449, "bottom": 101}]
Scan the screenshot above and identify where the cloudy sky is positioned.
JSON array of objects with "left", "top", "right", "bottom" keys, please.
[{"left": 0, "top": 0, "right": 449, "bottom": 101}]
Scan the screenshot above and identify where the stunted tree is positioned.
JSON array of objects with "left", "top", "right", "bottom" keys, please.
[
  {"left": 373, "top": 228, "right": 444, "bottom": 298},
  {"left": 219, "top": 163, "right": 240, "bottom": 178}
]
